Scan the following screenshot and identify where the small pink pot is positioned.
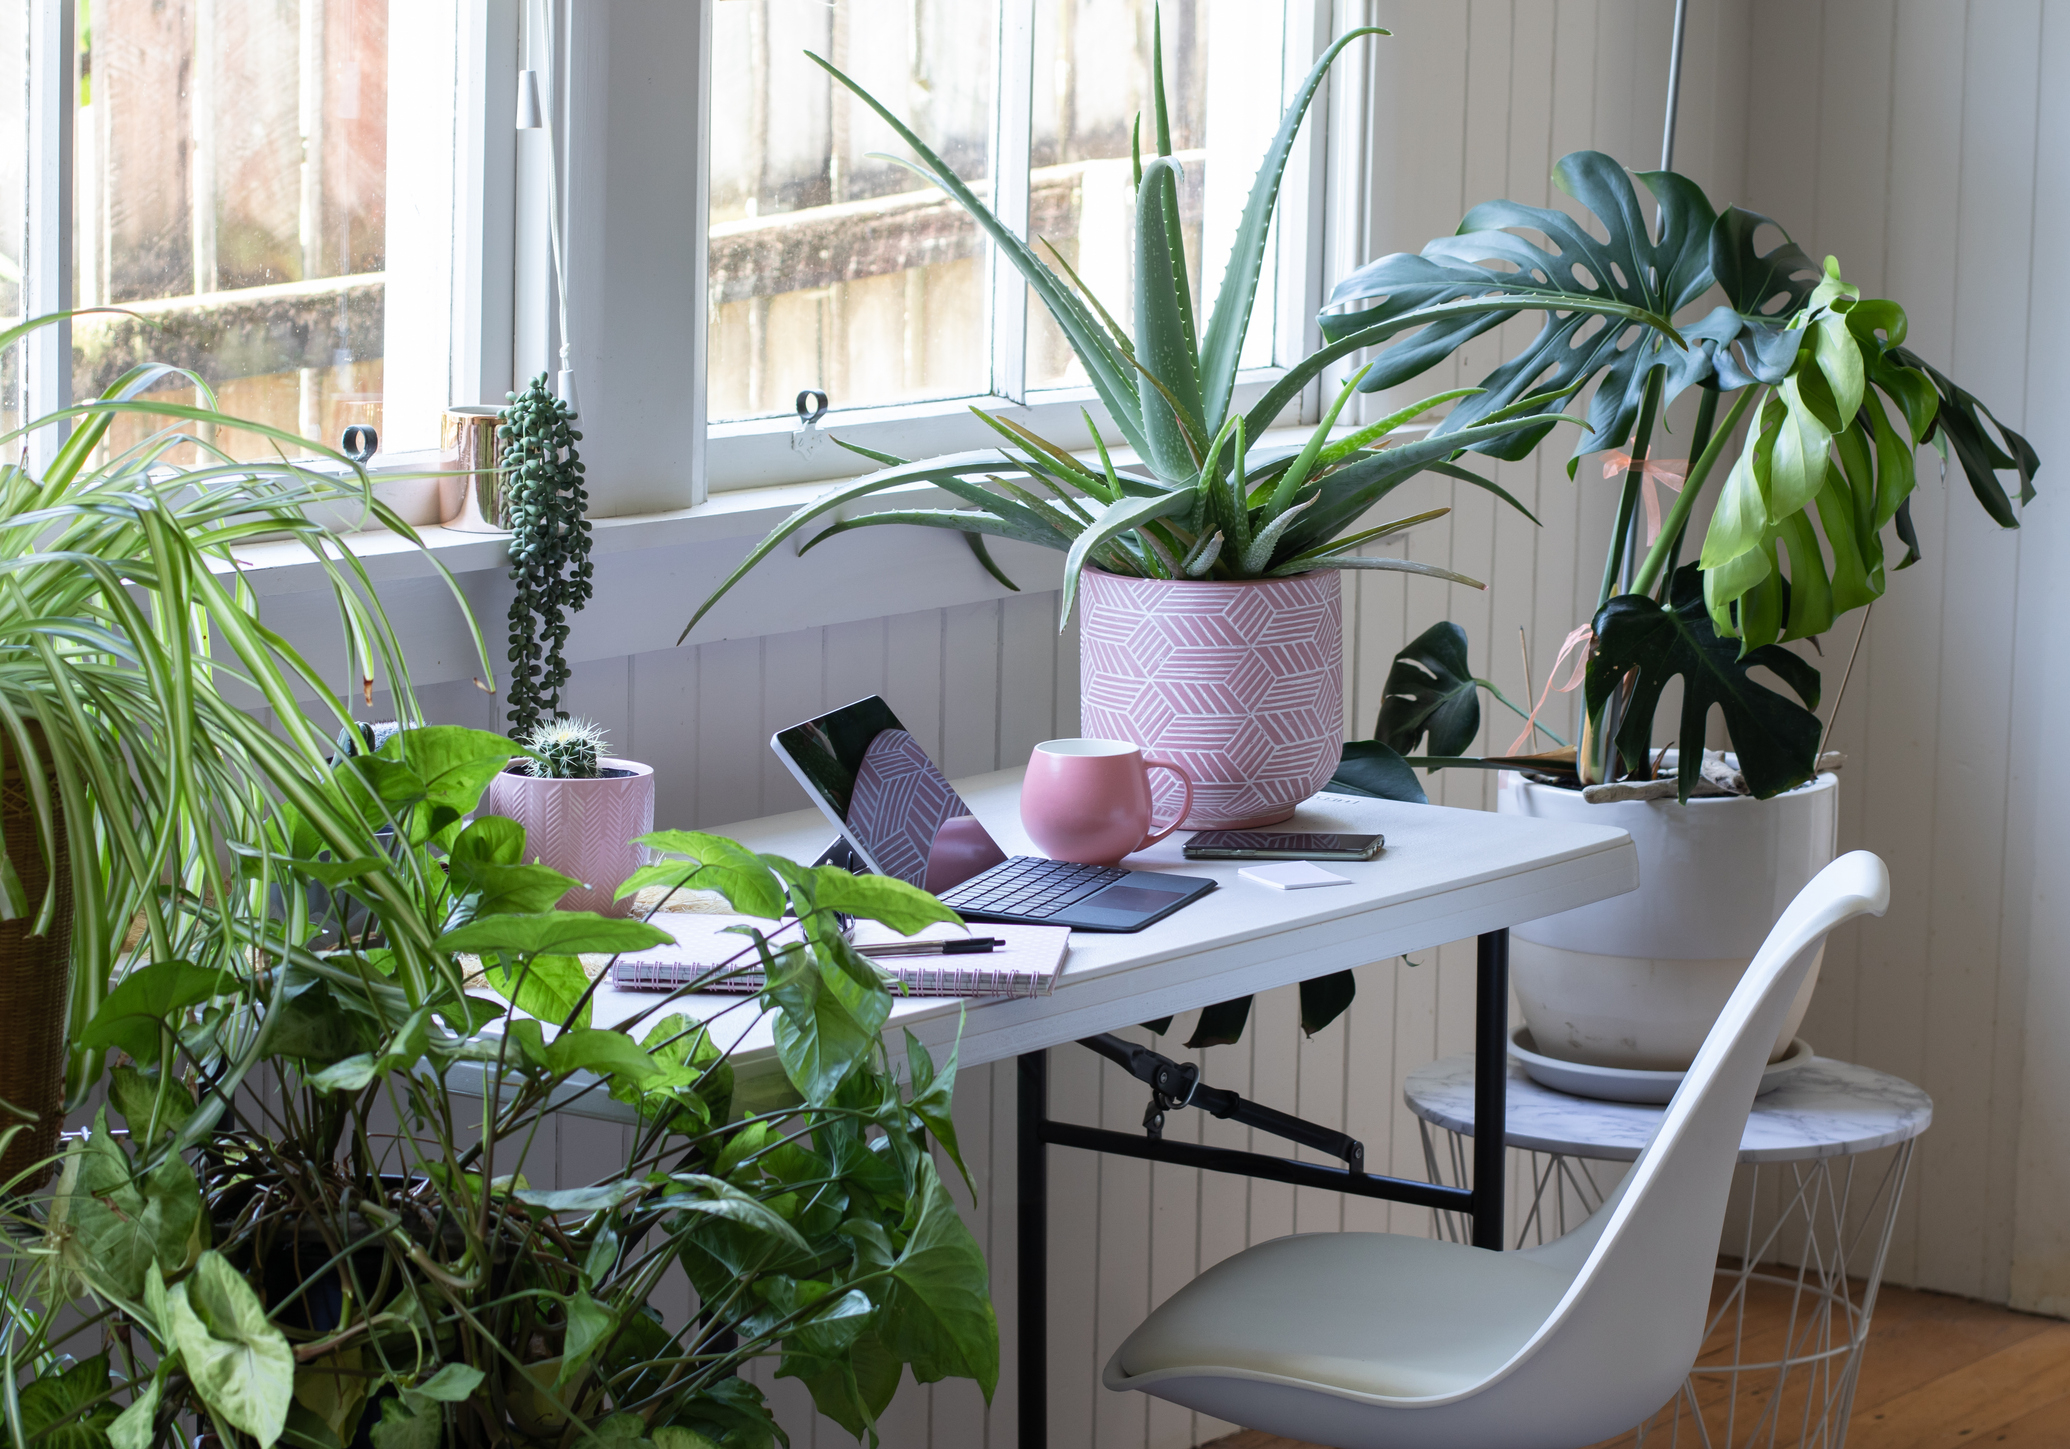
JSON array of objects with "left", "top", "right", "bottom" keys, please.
[
  {"left": 1079, "top": 568, "right": 1344, "bottom": 829},
  {"left": 482, "top": 758, "right": 656, "bottom": 916}
]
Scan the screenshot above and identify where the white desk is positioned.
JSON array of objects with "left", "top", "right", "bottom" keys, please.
[{"left": 555, "top": 769, "right": 1637, "bottom": 1449}]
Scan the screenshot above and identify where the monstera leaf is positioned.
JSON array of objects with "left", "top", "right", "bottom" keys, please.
[
  {"left": 1375, "top": 622, "right": 1486, "bottom": 757},
  {"left": 1680, "top": 207, "right": 1823, "bottom": 388},
  {"left": 1588, "top": 564, "right": 1823, "bottom": 802},
  {"left": 1323, "top": 151, "right": 1719, "bottom": 460}
]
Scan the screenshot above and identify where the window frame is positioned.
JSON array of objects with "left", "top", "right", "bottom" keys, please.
[{"left": 692, "top": 0, "right": 1364, "bottom": 500}]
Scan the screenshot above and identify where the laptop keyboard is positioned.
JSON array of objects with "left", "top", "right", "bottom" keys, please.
[{"left": 939, "top": 856, "right": 1130, "bottom": 919}]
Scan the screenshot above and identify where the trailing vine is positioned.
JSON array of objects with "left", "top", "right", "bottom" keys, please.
[{"left": 499, "top": 374, "right": 593, "bottom": 737}]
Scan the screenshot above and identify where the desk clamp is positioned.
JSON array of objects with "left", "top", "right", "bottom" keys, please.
[{"left": 1078, "top": 1033, "right": 1365, "bottom": 1175}]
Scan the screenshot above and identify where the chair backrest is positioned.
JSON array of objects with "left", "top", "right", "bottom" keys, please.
[{"left": 1482, "top": 850, "right": 1890, "bottom": 1430}]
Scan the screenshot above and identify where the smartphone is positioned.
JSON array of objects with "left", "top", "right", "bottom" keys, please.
[{"left": 1182, "top": 830, "right": 1385, "bottom": 861}]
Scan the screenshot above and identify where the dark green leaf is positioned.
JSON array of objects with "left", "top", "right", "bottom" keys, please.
[
  {"left": 1185, "top": 996, "right": 1252, "bottom": 1051},
  {"left": 79, "top": 960, "right": 229, "bottom": 1066},
  {"left": 18, "top": 1355, "right": 118, "bottom": 1449},
  {"left": 1326, "top": 741, "right": 1429, "bottom": 805},
  {"left": 905, "top": 1030, "right": 970, "bottom": 1195},
  {"left": 1298, "top": 971, "right": 1358, "bottom": 1036},
  {"left": 877, "top": 1159, "right": 999, "bottom": 1397},
  {"left": 1375, "top": 622, "right": 1480, "bottom": 756},
  {"left": 1587, "top": 563, "right": 1823, "bottom": 802}
]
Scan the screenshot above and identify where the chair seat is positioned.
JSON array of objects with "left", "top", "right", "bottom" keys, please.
[{"left": 1110, "top": 1231, "right": 1576, "bottom": 1401}]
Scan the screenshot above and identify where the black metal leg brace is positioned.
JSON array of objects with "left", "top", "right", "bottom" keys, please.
[{"left": 1015, "top": 926, "right": 1512, "bottom": 1448}]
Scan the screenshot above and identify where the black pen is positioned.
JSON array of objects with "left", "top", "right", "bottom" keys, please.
[{"left": 857, "top": 937, "right": 1004, "bottom": 958}]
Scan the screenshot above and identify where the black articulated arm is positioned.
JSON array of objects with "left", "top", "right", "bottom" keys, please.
[{"left": 1078, "top": 1033, "right": 1365, "bottom": 1174}]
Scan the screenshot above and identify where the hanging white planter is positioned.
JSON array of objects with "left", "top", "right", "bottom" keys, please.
[{"left": 1496, "top": 762, "right": 1839, "bottom": 1072}]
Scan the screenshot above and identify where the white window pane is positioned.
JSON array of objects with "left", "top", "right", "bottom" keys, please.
[
  {"left": 1028, "top": 0, "right": 1284, "bottom": 393},
  {"left": 707, "top": 0, "right": 996, "bottom": 423},
  {"left": 0, "top": 5, "right": 21, "bottom": 436},
  {"left": 71, "top": 0, "right": 445, "bottom": 462}
]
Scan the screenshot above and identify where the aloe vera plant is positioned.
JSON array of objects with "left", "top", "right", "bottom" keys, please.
[{"left": 683, "top": 20, "right": 1687, "bottom": 640}]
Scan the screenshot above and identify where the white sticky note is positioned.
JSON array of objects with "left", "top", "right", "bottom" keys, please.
[{"left": 1239, "top": 861, "right": 1351, "bottom": 890}]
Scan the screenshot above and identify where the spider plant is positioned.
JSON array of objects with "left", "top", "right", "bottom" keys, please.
[
  {"left": 682, "top": 18, "right": 1684, "bottom": 639},
  {"left": 0, "top": 311, "right": 490, "bottom": 1175}
]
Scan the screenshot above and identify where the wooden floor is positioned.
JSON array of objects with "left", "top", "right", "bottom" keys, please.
[{"left": 1198, "top": 1278, "right": 2070, "bottom": 1449}]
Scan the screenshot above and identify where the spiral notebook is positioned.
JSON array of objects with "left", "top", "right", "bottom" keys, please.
[{"left": 609, "top": 915, "right": 1072, "bottom": 999}]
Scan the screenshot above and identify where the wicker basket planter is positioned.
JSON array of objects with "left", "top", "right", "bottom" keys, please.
[{"left": 0, "top": 728, "right": 71, "bottom": 1192}]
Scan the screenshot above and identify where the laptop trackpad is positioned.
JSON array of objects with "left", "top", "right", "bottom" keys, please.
[{"left": 1083, "top": 883, "right": 1185, "bottom": 915}]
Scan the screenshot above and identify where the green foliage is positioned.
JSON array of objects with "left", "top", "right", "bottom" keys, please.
[
  {"left": 6, "top": 724, "right": 996, "bottom": 1449},
  {"left": 501, "top": 374, "right": 593, "bottom": 737},
  {"left": 1330, "top": 151, "right": 2037, "bottom": 792},
  {"left": 522, "top": 714, "right": 608, "bottom": 779},
  {"left": 680, "top": 20, "right": 1643, "bottom": 640}
]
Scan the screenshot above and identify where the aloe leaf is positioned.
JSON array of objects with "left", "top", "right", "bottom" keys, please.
[
  {"left": 1285, "top": 556, "right": 1484, "bottom": 589},
  {"left": 820, "top": 67, "right": 1148, "bottom": 458},
  {"left": 681, "top": 449, "right": 1040, "bottom": 640},
  {"left": 1313, "top": 388, "right": 1481, "bottom": 470},
  {"left": 1267, "top": 363, "right": 1374, "bottom": 517},
  {"left": 1039, "top": 239, "right": 1134, "bottom": 359},
  {"left": 1423, "top": 461, "right": 1541, "bottom": 526},
  {"left": 801, "top": 509, "right": 1056, "bottom": 554},
  {"left": 1181, "top": 529, "right": 1224, "bottom": 578},
  {"left": 971, "top": 409, "right": 1110, "bottom": 496},
  {"left": 1199, "top": 25, "right": 1389, "bottom": 438},
  {"left": 1061, "top": 490, "right": 1193, "bottom": 626},
  {"left": 1240, "top": 492, "right": 1316, "bottom": 574},
  {"left": 1135, "top": 157, "right": 1209, "bottom": 480}
]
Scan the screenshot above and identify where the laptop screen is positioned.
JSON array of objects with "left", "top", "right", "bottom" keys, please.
[{"left": 772, "top": 695, "right": 1007, "bottom": 893}]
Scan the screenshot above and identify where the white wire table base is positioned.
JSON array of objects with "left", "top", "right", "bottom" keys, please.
[{"left": 1417, "top": 1121, "right": 1916, "bottom": 1449}]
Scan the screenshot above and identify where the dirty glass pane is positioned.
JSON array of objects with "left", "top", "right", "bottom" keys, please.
[
  {"left": 707, "top": 0, "right": 996, "bottom": 422},
  {"left": 1028, "top": 0, "right": 1285, "bottom": 392},
  {"left": 73, "top": 0, "right": 391, "bottom": 462}
]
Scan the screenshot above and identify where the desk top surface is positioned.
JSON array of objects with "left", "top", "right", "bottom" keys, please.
[
  {"left": 1404, "top": 1054, "right": 1934, "bottom": 1163},
  {"left": 577, "top": 770, "right": 1638, "bottom": 1080}
]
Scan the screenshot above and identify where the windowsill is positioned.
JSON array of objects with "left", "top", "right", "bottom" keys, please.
[{"left": 233, "top": 420, "right": 1436, "bottom": 599}]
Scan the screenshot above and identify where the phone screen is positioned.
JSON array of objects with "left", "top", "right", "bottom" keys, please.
[{"left": 1183, "top": 831, "right": 1384, "bottom": 860}]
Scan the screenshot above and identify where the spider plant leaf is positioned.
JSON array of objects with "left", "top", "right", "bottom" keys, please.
[
  {"left": 1322, "top": 151, "right": 1717, "bottom": 462},
  {"left": 1199, "top": 25, "right": 1389, "bottom": 439},
  {"left": 1135, "top": 157, "right": 1208, "bottom": 480},
  {"left": 1268, "top": 363, "right": 1373, "bottom": 517},
  {"left": 1061, "top": 490, "right": 1193, "bottom": 626}
]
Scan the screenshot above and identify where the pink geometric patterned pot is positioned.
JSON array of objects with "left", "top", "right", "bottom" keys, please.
[
  {"left": 1079, "top": 568, "right": 1343, "bottom": 830},
  {"left": 483, "top": 757, "right": 656, "bottom": 916}
]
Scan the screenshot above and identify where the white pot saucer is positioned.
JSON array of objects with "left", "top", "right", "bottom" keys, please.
[{"left": 1510, "top": 1026, "right": 1815, "bottom": 1105}]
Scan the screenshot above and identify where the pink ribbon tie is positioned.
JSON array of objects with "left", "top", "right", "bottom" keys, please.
[{"left": 1604, "top": 451, "right": 1688, "bottom": 545}]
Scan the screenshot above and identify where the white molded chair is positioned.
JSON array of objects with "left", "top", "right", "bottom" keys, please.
[{"left": 1103, "top": 850, "right": 1890, "bottom": 1449}]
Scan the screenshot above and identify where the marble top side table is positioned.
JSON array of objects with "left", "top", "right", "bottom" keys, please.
[{"left": 1404, "top": 1054, "right": 1933, "bottom": 1449}]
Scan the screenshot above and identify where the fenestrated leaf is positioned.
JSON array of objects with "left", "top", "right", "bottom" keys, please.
[
  {"left": 1375, "top": 622, "right": 1481, "bottom": 757},
  {"left": 1325, "top": 151, "right": 1718, "bottom": 461},
  {"left": 170, "top": 1251, "right": 296, "bottom": 1449},
  {"left": 1587, "top": 564, "right": 1823, "bottom": 802},
  {"left": 1893, "top": 345, "right": 2038, "bottom": 526},
  {"left": 1682, "top": 206, "right": 1822, "bottom": 389},
  {"left": 1326, "top": 741, "right": 1429, "bottom": 805},
  {"left": 17, "top": 1354, "right": 119, "bottom": 1449},
  {"left": 877, "top": 1159, "right": 999, "bottom": 1396},
  {"left": 439, "top": 911, "right": 671, "bottom": 958}
]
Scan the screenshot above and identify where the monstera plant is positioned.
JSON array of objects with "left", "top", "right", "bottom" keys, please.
[{"left": 1325, "top": 150, "right": 2037, "bottom": 801}]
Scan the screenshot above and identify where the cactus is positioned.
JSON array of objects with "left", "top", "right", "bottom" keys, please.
[{"left": 522, "top": 716, "right": 608, "bottom": 779}]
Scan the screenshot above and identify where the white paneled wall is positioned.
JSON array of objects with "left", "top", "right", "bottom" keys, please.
[{"left": 247, "top": 1, "right": 2070, "bottom": 1444}]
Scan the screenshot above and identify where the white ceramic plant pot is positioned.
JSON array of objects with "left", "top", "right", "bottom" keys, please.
[
  {"left": 484, "top": 758, "right": 655, "bottom": 917},
  {"left": 1496, "top": 767, "right": 1839, "bottom": 1071}
]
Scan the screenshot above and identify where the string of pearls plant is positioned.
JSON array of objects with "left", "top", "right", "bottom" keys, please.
[{"left": 499, "top": 373, "right": 594, "bottom": 737}]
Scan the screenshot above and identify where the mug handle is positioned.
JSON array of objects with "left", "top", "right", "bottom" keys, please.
[{"left": 1137, "top": 758, "right": 1195, "bottom": 850}]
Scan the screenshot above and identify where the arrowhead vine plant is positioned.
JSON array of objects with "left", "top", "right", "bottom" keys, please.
[
  {"left": 4, "top": 724, "right": 998, "bottom": 1449},
  {"left": 1324, "top": 151, "right": 2038, "bottom": 802},
  {"left": 681, "top": 18, "right": 1686, "bottom": 641}
]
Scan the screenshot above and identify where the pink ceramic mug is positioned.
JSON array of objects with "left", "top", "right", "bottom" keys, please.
[{"left": 1020, "top": 738, "right": 1194, "bottom": 867}]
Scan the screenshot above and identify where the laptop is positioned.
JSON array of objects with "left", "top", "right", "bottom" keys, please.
[{"left": 771, "top": 695, "right": 1215, "bottom": 931}]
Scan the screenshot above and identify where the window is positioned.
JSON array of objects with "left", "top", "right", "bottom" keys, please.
[
  {"left": 60, "top": 0, "right": 463, "bottom": 465},
  {"left": 703, "top": 0, "right": 1315, "bottom": 492}
]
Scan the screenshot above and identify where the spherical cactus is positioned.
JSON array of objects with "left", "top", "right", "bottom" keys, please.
[{"left": 522, "top": 716, "right": 608, "bottom": 779}]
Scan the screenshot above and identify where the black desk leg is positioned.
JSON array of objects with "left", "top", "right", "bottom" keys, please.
[
  {"left": 1018, "top": 1049, "right": 1049, "bottom": 1449},
  {"left": 1473, "top": 928, "right": 1510, "bottom": 1249}
]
